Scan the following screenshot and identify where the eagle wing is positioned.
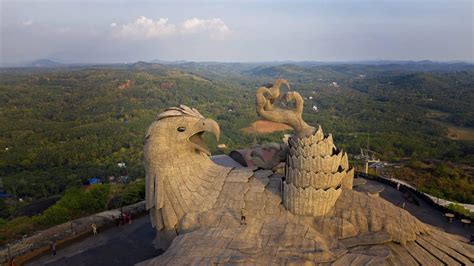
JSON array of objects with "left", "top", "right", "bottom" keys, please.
[
  {"left": 140, "top": 169, "right": 474, "bottom": 265},
  {"left": 144, "top": 122, "right": 165, "bottom": 228}
]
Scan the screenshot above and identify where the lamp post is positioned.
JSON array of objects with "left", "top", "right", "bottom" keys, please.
[
  {"left": 365, "top": 160, "right": 369, "bottom": 176},
  {"left": 7, "top": 243, "right": 11, "bottom": 261}
]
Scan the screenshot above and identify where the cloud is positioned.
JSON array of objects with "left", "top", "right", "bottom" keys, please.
[
  {"left": 111, "top": 16, "right": 176, "bottom": 40},
  {"left": 22, "top": 20, "right": 34, "bottom": 26},
  {"left": 56, "top": 27, "right": 71, "bottom": 34},
  {"left": 181, "top": 18, "right": 231, "bottom": 39},
  {"left": 111, "top": 16, "right": 232, "bottom": 40}
]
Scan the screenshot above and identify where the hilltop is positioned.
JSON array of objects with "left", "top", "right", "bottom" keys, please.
[{"left": 28, "top": 59, "right": 63, "bottom": 68}]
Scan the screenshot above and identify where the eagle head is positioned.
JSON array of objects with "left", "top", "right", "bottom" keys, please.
[{"left": 145, "top": 105, "right": 220, "bottom": 157}]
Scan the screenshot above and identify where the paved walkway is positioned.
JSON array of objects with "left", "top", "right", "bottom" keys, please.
[
  {"left": 27, "top": 215, "right": 162, "bottom": 266},
  {"left": 356, "top": 178, "right": 473, "bottom": 239}
]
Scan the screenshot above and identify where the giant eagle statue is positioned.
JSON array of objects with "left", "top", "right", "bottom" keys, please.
[{"left": 142, "top": 81, "right": 473, "bottom": 265}]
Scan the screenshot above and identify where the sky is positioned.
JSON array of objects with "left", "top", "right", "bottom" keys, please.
[{"left": 0, "top": 0, "right": 473, "bottom": 65}]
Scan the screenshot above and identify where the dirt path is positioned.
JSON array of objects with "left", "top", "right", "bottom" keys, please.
[{"left": 241, "top": 120, "right": 292, "bottom": 134}]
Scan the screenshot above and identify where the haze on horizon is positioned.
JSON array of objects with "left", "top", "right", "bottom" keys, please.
[{"left": 0, "top": 0, "right": 473, "bottom": 65}]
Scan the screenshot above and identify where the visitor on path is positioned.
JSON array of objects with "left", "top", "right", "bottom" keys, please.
[
  {"left": 123, "top": 212, "right": 129, "bottom": 224},
  {"left": 128, "top": 212, "right": 132, "bottom": 224},
  {"left": 8, "top": 256, "right": 16, "bottom": 266},
  {"left": 396, "top": 183, "right": 400, "bottom": 191},
  {"left": 92, "top": 223, "right": 97, "bottom": 236},
  {"left": 240, "top": 208, "right": 247, "bottom": 225},
  {"left": 50, "top": 241, "right": 57, "bottom": 256}
]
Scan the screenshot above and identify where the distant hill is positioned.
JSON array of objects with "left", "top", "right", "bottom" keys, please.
[
  {"left": 245, "top": 64, "right": 306, "bottom": 77},
  {"left": 150, "top": 59, "right": 188, "bottom": 65},
  {"left": 129, "top": 61, "right": 163, "bottom": 69},
  {"left": 28, "top": 59, "right": 63, "bottom": 68}
]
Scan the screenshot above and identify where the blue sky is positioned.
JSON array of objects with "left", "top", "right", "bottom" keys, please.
[{"left": 0, "top": 0, "right": 472, "bottom": 64}]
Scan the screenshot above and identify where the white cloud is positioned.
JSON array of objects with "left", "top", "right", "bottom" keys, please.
[
  {"left": 181, "top": 18, "right": 231, "bottom": 38},
  {"left": 111, "top": 16, "right": 232, "bottom": 40},
  {"left": 56, "top": 27, "right": 71, "bottom": 34},
  {"left": 111, "top": 16, "right": 176, "bottom": 40},
  {"left": 181, "top": 18, "right": 230, "bottom": 34},
  {"left": 22, "top": 20, "right": 34, "bottom": 26}
]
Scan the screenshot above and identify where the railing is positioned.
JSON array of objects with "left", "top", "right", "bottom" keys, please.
[{"left": 356, "top": 172, "right": 472, "bottom": 220}]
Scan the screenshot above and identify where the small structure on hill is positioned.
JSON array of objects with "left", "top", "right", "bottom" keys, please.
[
  {"left": 0, "top": 177, "right": 8, "bottom": 198},
  {"left": 355, "top": 145, "right": 381, "bottom": 175},
  {"left": 86, "top": 177, "right": 102, "bottom": 185},
  {"left": 330, "top": 81, "right": 340, "bottom": 88}
]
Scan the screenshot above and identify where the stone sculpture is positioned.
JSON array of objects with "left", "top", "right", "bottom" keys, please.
[
  {"left": 256, "top": 79, "right": 353, "bottom": 216},
  {"left": 141, "top": 82, "right": 473, "bottom": 265},
  {"left": 144, "top": 105, "right": 231, "bottom": 249},
  {"left": 284, "top": 126, "right": 354, "bottom": 216},
  {"left": 256, "top": 79, "right": 315, "bottom": 138}
]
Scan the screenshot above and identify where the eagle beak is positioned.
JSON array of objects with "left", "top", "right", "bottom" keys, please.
[{"left": 188, "top": 118, "right": 220, "bottom": 156}]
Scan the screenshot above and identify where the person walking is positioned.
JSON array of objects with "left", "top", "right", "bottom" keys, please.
[
  {"left": 119, "top": 212, "right": 123, "bottom": 226},
  {"left": 92, "top": 223, "right": 97, "bottom": 236},
  {"left": 50, "top": 241, "right": 57, "bottom": 256},
  {"left": 240, "top": 208, "right": 247, "bottom": 225},
  {"left": 123, "top": 213, "right": 128, "bottom": 224}
]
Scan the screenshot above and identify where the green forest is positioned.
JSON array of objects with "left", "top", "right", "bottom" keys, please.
[{"left": 0, "top": 61, "right": 473, "bottom": 244}]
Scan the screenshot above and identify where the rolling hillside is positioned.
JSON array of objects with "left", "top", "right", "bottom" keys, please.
[{"left": 0, "top": 61, "right": 473, "bottom": 207}]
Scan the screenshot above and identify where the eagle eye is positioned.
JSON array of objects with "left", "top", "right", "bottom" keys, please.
[{"left": 177, "top": 127, "right": 186, "bottom": 132}]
